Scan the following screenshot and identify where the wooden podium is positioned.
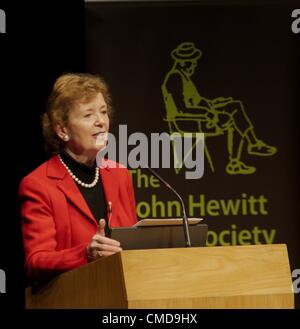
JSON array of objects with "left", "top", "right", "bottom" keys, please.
[{"left": 25, "top": 244, "right": 294, "bottom": 309}]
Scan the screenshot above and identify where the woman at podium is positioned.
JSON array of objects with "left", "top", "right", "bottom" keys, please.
[{"left": 19, "top": 73, "right": 137, "bottom": 280}]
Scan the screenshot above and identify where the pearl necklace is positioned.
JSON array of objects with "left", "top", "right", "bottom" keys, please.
[{"left": 58, "top": 155, "right": 99, "bottom": 188}]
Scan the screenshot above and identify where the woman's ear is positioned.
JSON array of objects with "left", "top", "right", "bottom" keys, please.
[{"left": 55, "top": 124, "right": 69, "bottom": 142}]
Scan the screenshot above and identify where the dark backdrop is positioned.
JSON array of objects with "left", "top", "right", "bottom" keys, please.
[
  {"left": 0, "top": 0, "right": 85, "bottom": 317},
  {"left": 85, "top": 0, "right": 300, "bottom": 309},
  {"left": 0, "top": 0, "right": 299, "bottom": 322}
]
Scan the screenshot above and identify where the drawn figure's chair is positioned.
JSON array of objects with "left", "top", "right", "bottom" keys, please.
[{"left": 162, "top": 85, "right": 223, "bottom": 172}]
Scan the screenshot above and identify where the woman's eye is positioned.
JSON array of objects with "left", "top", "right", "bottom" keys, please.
[{"left": 84, "top": 114, "right": 92, "bottom": 118}]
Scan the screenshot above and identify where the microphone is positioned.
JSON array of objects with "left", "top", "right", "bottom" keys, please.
[
  {"left": 107, "top": 201, "right": 113, "bottom": 229},
  {"left": 145, "top": 167, "right": 192, "bottom": 247}
]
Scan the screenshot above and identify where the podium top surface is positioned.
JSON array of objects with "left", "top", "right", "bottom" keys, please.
[{"left": 133, "top": 218, "right": 203, "bottom": 227}]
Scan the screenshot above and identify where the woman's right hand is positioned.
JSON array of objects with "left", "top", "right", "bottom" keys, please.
[{"left": 86, "top": 219, "right": 122, "bottom": 262}]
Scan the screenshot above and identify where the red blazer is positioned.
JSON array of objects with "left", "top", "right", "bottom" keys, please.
[{"left": 19, "top": 155, "right": 137, "bottom": 279}]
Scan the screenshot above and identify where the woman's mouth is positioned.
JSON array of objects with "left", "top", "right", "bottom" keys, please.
[{"left": 94, "top": 132, "right": 108, "bottom": 146}]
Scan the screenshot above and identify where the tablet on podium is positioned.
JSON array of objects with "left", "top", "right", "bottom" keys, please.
[{"left": 111, "top": 218, "right": 207, "bottom": 250}]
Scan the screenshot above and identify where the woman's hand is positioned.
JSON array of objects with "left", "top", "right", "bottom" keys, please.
[{"left": 86, "top": 219, "right": 122, "bottom": 262}]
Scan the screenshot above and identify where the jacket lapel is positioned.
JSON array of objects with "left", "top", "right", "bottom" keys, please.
[
  {"left": 100, "top": 167, "right": 118, "bottom": 211},
  {"left": 99, "top": 161, "right": 119, "bottom": 226},
  {"left": 47, "top": 155, "right": 98, "bottom": 226}
]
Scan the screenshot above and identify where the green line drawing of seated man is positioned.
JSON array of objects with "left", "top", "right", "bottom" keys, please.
[{"left": 161, "top": 42, "right": 277, "bottom": 175}]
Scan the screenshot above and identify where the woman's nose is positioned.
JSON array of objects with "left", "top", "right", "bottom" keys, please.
[{"left": 95, "top": 113, "right": 105, "bottom": 125}]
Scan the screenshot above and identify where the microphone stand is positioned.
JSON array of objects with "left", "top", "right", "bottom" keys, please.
[{"left": 145, "top": 167, "right": 192, "bottom": 247}]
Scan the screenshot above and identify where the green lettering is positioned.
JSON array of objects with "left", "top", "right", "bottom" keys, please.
[
  {"left": 258, "top": 195, "right": 268, "bottom": 215},
  {"left": 262, "top": 229, "right": 276, "bottom": 244},
  {"left": 129, "top": 169, "right": 136, "bottom": 177},
  {"left": 248, "top": 195, "right": 258, "bottom": 215},
  {"left": 137, "top": 201, "right": 151, "bottom": 218},
  {"left": 149, "top": 175, "right": 160, "bottom": 188},
  {"left": 167, "top": 200, "right": 181, "bottom": 217},
  {"left": 252, "top": 226, "right": 262, "bottom": 244},
  {"left": 238, "top": 230, "right": 252, "bottom": 245},
  {"left": 188, "top": 194, "right": 205, "bottom": 217},
  {"left": 206, "top": 226, "right": 276, "bottom": 248},
  {"left": 137, "top": 168, "right": 149, "bottom": 188},
  {"left": 231, "top": 224, "right": 237, "bottom": 245},
  {"left": 219, "top": 230, "right": 230, "bottom": 246},
  {"left": 152, "top": 194, "right": 165, "bottom": 217},
  {"left": 206, "top": 230, "right": 218, "bottom": 246},
  {"left": 220, "top": 199, "right": 241, "bottom": 216},
  {"left": 241, "top": 193, "right": 248, "bottom": 215},
  {"left": 207, "top": 200, "right": 220, "bottom": 216}
]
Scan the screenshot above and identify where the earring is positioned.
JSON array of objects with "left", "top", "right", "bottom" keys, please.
[{"left": 63, "top": 135, "right": 69, "bottom": 141}]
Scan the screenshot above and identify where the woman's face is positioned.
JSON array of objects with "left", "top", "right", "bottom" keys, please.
[{"left": 63, "top": 92, "right": 109, "bottom": 157}]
